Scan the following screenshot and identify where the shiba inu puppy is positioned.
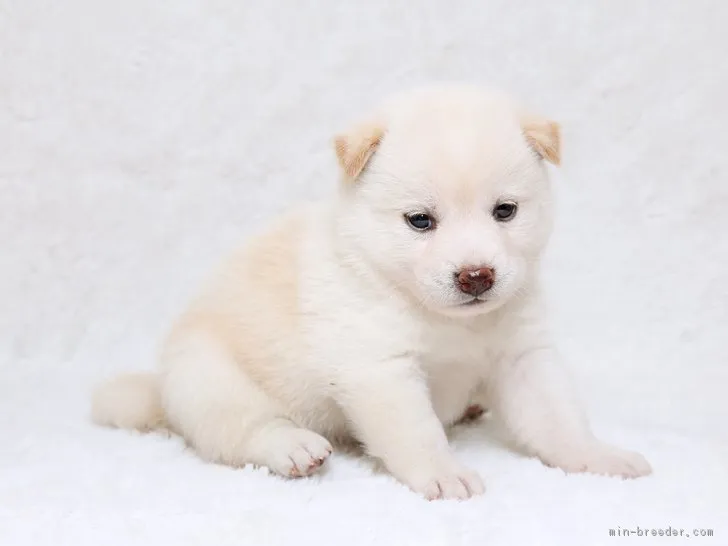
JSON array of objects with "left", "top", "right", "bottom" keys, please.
[{"left": 93, "top": 84, "right": 651, "bottom": 499}]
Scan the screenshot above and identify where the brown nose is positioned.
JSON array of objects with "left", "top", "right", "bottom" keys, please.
[{"left": 455, "top": 266, "right": 495, "bottom": 297}]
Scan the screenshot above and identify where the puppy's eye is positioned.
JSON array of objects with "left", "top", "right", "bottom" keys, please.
[
  {"left": 405, "top": 212, "right": 435, "bottom": 231},
  {"left": 493, "top": 201, "right": 518, "bottom": 222}
]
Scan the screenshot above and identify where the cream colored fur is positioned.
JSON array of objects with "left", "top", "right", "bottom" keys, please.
[{"left": 92, "top": 84, "right": 651, "bottom": 500}]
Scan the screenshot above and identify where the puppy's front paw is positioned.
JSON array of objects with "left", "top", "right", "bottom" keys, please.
[
  {"left": 585, "top": 445, "right": 652, "bottom": 479},
  {"left": 404, "top": 458, "right": 485, "bottom": 500},
  {"left": 545, "top": 443, "right": 652, "bottom": 479}
]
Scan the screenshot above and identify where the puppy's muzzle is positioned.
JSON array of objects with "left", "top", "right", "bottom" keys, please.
[{"left": 455, "top": 266, "right": 495, "bottom": 297}]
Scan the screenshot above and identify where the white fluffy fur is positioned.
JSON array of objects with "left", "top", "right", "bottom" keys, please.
[{"left": 92, "top": 84, "right": 651, "bottom": 500}]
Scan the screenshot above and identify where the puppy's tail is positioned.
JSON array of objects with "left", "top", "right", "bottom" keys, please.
[{"left": 91, "top": 372, "right": 166, "bottom": 432}]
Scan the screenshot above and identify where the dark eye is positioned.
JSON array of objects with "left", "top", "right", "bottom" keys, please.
[
  {"left": 493, "top": 201, "right": 518, "bottom": 222},
  {"left": 405, "top": 212, "right": 435, "bottom": 231}
]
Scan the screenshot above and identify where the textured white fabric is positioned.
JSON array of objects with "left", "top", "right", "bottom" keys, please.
[{"left": 1, "top": 1, "right": 726, "bottom": 544}]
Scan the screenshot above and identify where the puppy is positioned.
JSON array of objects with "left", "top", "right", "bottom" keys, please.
[{"left": 92, "top": 84, "right": 651, "bottom": 500}]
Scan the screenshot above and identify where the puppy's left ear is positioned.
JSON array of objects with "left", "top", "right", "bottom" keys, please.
[
  {"left": 333, "top": 120, "right": 385, "bottom": 180},
  {"left": 522, "top": 115, "right": 561, "bottom": 166}
]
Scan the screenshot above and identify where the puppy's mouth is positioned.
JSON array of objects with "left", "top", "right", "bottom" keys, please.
[{"left": 459, "top": 298, "right": 487, "bottom": 307}]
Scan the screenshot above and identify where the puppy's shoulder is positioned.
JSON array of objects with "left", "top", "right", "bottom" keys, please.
[{"left": 176, "top": 203, "right": 326, "bottom": 334}]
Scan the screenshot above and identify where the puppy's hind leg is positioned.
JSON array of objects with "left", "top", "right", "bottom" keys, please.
[{"left": 160, "top": 331, "right": 332, "bottom": 477}]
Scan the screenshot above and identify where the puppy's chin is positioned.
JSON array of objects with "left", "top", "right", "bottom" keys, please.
[{"left": 422, "top": 296, "right": 509, "bottom": 318}]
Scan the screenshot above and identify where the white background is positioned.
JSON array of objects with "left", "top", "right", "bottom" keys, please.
[{"left": 1, "top": 1, "right": 726, "bottom": 544}]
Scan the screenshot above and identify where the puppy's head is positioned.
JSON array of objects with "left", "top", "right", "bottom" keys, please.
[{"left": 334, "top": 84, "right": 560, "bottom": 317}]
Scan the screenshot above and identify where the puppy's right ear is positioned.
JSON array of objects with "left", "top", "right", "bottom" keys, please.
[{"left": 333, "top": 120, "right": 385, "bottom": 180}]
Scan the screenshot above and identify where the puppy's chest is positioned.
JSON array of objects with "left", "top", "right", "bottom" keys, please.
[
  {"left": 418, "top": 321, "right": 496, "bottom": 369},
  {"left": 417, "top": 322, "right": 497, "bottom": 424}
]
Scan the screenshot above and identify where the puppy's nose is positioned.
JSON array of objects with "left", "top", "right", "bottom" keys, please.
[{"left": 455, "top": 266, "right": 495, "bottom": 297}]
